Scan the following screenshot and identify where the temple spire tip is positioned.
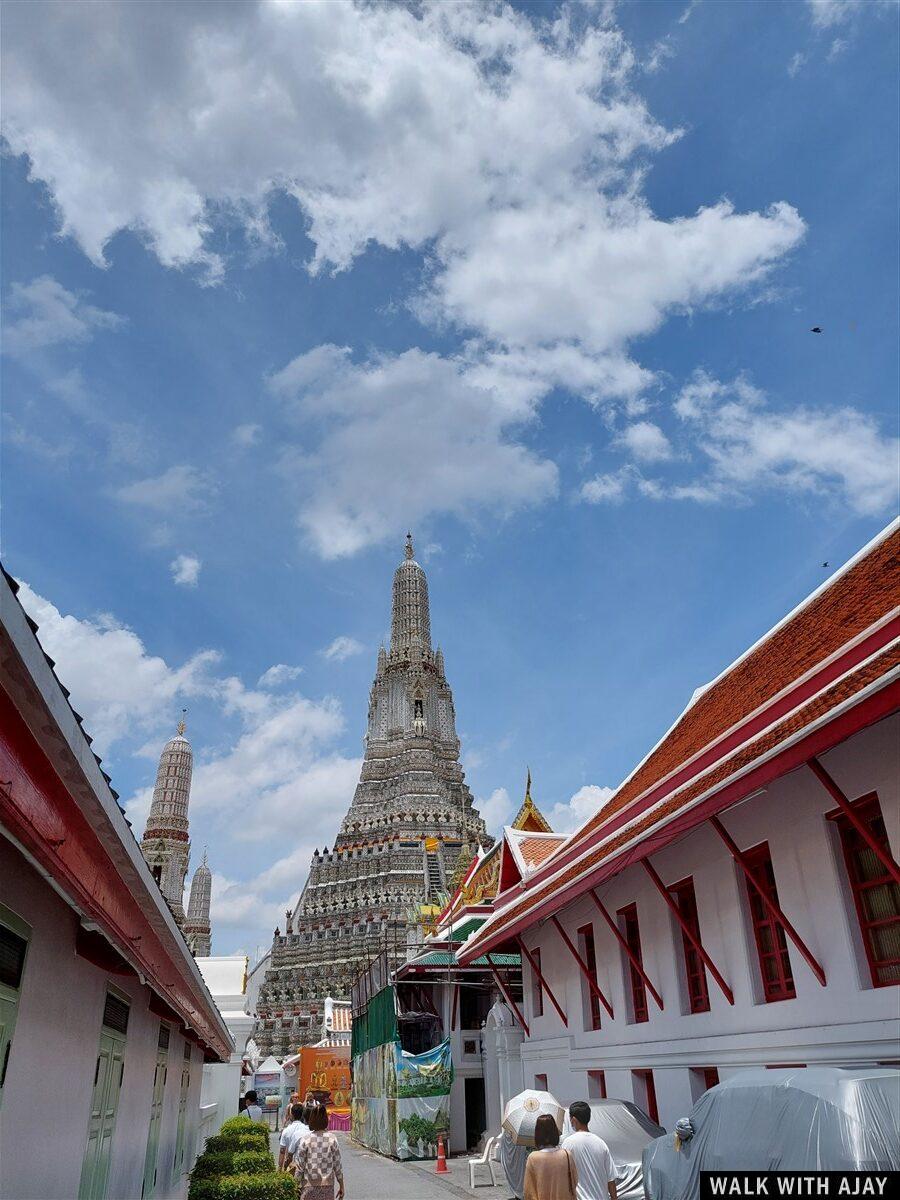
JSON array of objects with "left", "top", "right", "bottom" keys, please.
[{"left": 405, "top": 532, "right": 414, "bottom": 560}]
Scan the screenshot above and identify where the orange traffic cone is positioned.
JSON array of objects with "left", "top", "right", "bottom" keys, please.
[{"left": 435, "top": 1133, "right": 449, "bottom": 1173}]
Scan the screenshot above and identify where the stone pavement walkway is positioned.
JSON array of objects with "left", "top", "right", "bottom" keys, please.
[{"left": 270, "top": 1130, "right": 515, "bottom": 1199}]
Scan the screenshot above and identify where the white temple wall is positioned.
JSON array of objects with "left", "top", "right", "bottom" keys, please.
[
  {"left": 0, "top": 836, "right": 204, "bottom": 1200},
  {"left": 516, "top": 715, "right": 899, "bottom": 1129}
]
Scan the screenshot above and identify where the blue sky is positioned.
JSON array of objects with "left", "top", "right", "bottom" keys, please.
[{"left": 2, "top": 0, "right": 897, "bottom": 960}]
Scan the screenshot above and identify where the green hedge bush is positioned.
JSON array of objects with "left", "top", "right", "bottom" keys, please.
[
  {"left": 220, "top": 1116, "right": 270, "bottom": 1138},
  {"left": 190, "top": 1151, "right": 272, "bottom": 1180},
  {"left": 188, "top": 1173, "right": 295, "bottom": 1200},
  {"left": 203, "top": 1130, "right": 269, "bottom": 1156}
]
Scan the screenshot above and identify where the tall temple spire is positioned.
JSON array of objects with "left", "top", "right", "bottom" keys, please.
[
  {"left": 185, "top": 845, "right": 212, "bottom": 958},
  {"left": 390, "top": 532, "right": 432, "bottom": 655},
  {"left": 140, "top": 718, "right": 193, "bottom": 927},
  {"left": 254, "top": 536, "right": 489, "bottom": 1056}
]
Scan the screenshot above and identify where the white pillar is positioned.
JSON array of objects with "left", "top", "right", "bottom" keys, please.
[{"left": 495, "top": 1026, "right": 525, "bottom": 1118}]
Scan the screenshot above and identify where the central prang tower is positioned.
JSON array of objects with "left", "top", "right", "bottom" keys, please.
[{"left": 254, "top": 535, "right": 489, "bottom": 1055}]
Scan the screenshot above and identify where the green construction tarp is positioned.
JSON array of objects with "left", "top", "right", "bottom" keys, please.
[{"left": 351, "top": 985, "right": 398, "bottom": 1058}]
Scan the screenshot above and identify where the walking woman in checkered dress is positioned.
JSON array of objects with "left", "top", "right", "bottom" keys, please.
[{"left": 292, "top": 1103, "right": 345, "bottom": 1200}]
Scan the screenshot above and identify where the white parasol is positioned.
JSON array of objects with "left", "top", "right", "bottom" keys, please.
[{"left": 502, "top": 1089, "right": 566, "bottom": 1147}]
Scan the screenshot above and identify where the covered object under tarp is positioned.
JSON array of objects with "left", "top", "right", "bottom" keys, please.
[{"left": 643, "top": 1068, "right": 900, "bottom": 1200}]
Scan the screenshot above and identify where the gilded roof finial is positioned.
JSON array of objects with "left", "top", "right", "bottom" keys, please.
[
  {"left": 525, "top": 767, "right": 533, "bottom": 805},
  {"left": 177, "top": 707, "right": 187, "bottom": 736},
  {"left": 405, "top": 531, "right": 414, "bottom": 560}
]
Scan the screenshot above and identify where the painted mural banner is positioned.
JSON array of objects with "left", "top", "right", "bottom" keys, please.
[
  {"left": 352, "top": 1039, "right": 453, "bottom": 1159},
  {"left": 396, "top": 1095, "right": 451, "bottom": 1160},
  {"left": 394, "top": 1038, "right": 453, "bottom": 1098}
]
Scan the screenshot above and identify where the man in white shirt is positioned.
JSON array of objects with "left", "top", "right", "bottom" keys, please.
[
  {"left": 284, "top": 1104, "right": 312, "bottom": 1171},
  {"left": 279, "top": 1103, "right": 308, "bottom": 1171},
  {"left": 562, "top": 1101, "right": 618, "bottom": 1200},
  {"left": 242, "top": 1089, "right": 265, "bottom": 1123}
]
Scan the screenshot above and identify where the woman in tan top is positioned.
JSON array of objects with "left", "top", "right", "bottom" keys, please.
[{"left": 524, "top": 1114, "right": 578, "bottom": 1200}]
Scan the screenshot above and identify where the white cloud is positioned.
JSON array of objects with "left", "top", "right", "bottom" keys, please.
[
  {"left": 549, "top": 784, "right": 615, "bottom": 835},
  {"left": 617, "top": 421, "right": 673, "bottom": 462},
  {"left": 581, "top": 468, "right": 633, "bottom": 505},
  {"left": 233, "top": 423, "right": 262, "bottom": 447},
  {"left": 170, "top": 553, "right": 201, "bottom": 587},
  {"left": 17, "top": 579, "right": 363, "bottom": 958},
  {"left": 674, "top": 370, "right": 899, "bottom": 515},
  {"left": 580, "top": 464, "right": 664, "bottom": 504},
  {"left": 1, "top": 277, "right": 141, "bottom": 465},
  {"left": 149, "top": 706, "right": 360, "bottom": 839},
  {"left": 270, "top": 346, "right": 558, "bottom": 558},
  {"left": 115, "top": 464, "right": 215, "bottom": 513},
  {"left": 430, "top": 199, "right": 803, "bottom": 359},
  {"left": 583, "top": 372, "right": 898, "bottom": 515},
  {"left": 258, "top": 663, "right": 304, "bottom": 688},
  {"left": 15, "top": 581, "right": 220, "bottom": 758},
  {"left": 787, "top": 52, "right": 807, "bottom": 77},
  {"left": 477, "top": 787, "right": 515, "bottom": 835},
  {"left": 3, "top": 2, "right": 803, "bottom": 445},
  {"left": 678, "top": 0, "right": 702, "bottom": 24},
  {"left": 2, "top": 275, "right": 123, "bottom": 359},
  {"left": 17, "top": 579, "right": 359, "bottom": 831},
  {"left": 321, "top": 635, "right": 364, "bottom": 663},
  {"left": 806, "top": 0, "right": 870, "bottom": 28}
]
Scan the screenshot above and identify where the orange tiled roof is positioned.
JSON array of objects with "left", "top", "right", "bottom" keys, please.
[
  {"left": 518, "top": 835, "right": 565, "bottom": 870},
  {"left": 460, "top": 522, "right": 900, "bottom": 962}
]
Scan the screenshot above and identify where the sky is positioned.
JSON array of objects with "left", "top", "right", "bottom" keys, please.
[{"left": 1, "top": 0, "right": 897, "bottom": 961}]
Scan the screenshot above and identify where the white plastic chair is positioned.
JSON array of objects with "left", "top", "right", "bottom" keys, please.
[{"left": 468, "top": 1133, "right": 501, "bottom": 1188}]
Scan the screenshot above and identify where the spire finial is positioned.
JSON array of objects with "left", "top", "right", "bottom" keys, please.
[
  {"left": 405, "top": 532, "right": 414, "bottom": 560},
  {"left": 525, "top": 767, "right": 532, "bottom": 803},
  {"left": 201, "top": 845, "right": 208, "bottom": 867},
  {"left": 177, "top": 707, "right": 187, "bottom": 736}
]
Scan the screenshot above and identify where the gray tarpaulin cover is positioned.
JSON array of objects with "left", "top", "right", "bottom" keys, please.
[
  {"left": 500, "top": 1130, "right": 529, "bottom": 1199},
  {"left": 643, "top": 1068, "right": 900, "bottom": 1200}
]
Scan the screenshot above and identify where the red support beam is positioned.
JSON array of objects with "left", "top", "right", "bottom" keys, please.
[
  {"left": 550, "top": 916, "right": 614, "bottom": 1019},
  {"left": 709, "top": 816, "right": 827, "bottom": 987},
  {"left": 808, "top": 757, "right": 900, "bottom": 887},
  {"left": 485, "top": 954, "right": 529, "bottom": 1037},
  {"left": 450, "top": 983, "right": 459, "bottom": 1033},
  {"left": 642, "top": 859, "right": 735, "bottom": 1005},
  {"left": 588, "top": 890, "right": 664, "bottom": 1011},
  {"left": 515, "top": 935, "right": 569, "bottom": 1027}
]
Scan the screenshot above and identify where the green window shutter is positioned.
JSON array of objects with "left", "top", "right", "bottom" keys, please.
[
  {"left": 0, "top": 904, "right": 32, "bottom": 1111},
  {"left": 79, "top": 991, "right": 129, "bottom": 1200},
  {"left": 173, "top": 1041, "right": 192, "bottom": 1177},
  {"left": 141, "top": 1024, "right": 170, "bottom": 1198}
]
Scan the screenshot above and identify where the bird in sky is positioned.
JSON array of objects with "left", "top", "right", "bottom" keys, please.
[
  {"left": 822, "top": 562, "right": 829, "bottom": 568},
  {"left": 810, "top": 326, "right": 823, "bottom": 333}
]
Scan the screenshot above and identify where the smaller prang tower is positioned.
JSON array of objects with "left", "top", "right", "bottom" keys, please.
[
  {"left": 140, "top": 717, "right": 193, "bottom": 927},
  {"left": 185, "top": 849, "right": 212, "bottom": 957}
]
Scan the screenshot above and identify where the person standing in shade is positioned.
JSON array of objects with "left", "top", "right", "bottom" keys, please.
[
  {"left": 242, "top": 1089, "right": 265, "bottom": 1123},
  {"left": 524, "top": 1114, "right": 578, "bottom": 1200},
  {"left": 283, "top": 1090, "right": 301, "bottom": 1131},
  {"left": 562, "top": 1101, "right": 618, "bottom": 1200},
  {"left": 279, "top": 1103, "right": 309, "bottom": 1171},
  {"left": 292, "top": 1103, "right": 344, "bottom": 1200}
]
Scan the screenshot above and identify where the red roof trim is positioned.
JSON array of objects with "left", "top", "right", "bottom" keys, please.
[
  {"left": 522, "top": 606, "right": 899, "bottom": 894},
  {"left": 460, "top": 654, "right": 898, "bottom": 963},
  {"left": 0, "top": 687, "right": 231, "bottom": 1060}
]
